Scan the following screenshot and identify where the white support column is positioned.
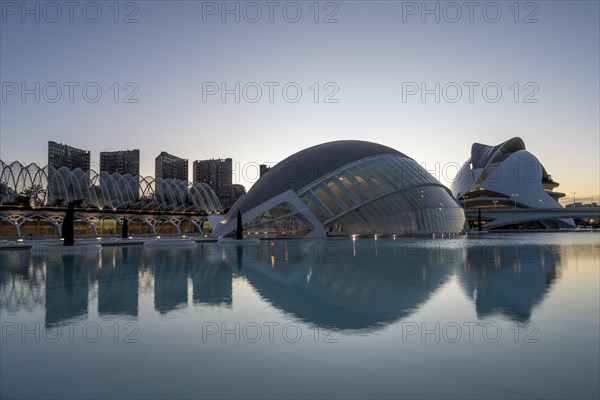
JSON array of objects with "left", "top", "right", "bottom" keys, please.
[{"left": 171, "top": 219, "right": 182, "bottom": 235}]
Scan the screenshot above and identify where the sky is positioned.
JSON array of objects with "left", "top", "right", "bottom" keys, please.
[{"left": 1, "top": 0, "right": 598, "bottom": 202}]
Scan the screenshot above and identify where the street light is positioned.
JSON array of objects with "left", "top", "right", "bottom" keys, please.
[
  {"left": 570, "top": 191, "right": 577, "bottom": 206},
  {"left": 511, "top": 193, "right": 518, "bottom": 209},
  {"left": 493, "top": 200, "right": 498, "bottom": 208}
]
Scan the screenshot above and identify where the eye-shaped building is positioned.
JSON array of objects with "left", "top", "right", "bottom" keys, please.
[{"left": 212, "top": 140, "right": 466, "bottom": 237}]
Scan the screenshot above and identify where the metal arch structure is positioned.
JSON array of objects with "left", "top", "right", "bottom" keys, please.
[
  {"left": 190, "top": 183, "right": 222, "bottom": 213},
  {"left": 0, "top": 160, "right": 48, "bottom": 206},
  {"left": 1, "top": 160, "right": 224, "bottom": 237},
  {"left": 1, "top": 160, "right": 223, "bottom": 213}
]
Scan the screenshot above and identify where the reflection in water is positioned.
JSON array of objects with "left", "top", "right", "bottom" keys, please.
[
  {"left": 45, "top": 255, "right": 89, "bottom": 327},
  {"left": 0, "top": 238, "right": 572, "bottom": 329},
  {"left": 0, "top": 251, "right": 44, "bottom": 312},
  {"left": 94, "top": 247, "right": 139, "bottom": 316},
  {"left": 224, "top": 240, "right": 458, "bottom": 331},
  {"left": 191, "top": 264, "right": 232, "bottom": 307},
  {"left": 1, "top": 235, "right": 598, "bottom": 400},
  {"left": 458, "top": 241, "right": 560, "bottom": 322},
  {"left": 191, "top": 244, "right": 233, "bottom": 306},
  {"left": 147, "top": 248, "right": 190, "bottom": 314}
]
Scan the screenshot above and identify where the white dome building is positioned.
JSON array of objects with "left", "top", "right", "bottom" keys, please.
[
  {"left": 451, "top": 137, "right": 574, "bottom": 229},
  {"left": 212, "top": 140, "right": 466, "bottom": 238}
]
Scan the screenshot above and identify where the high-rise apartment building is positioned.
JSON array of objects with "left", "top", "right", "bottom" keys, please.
[
  {"left": 47, "top": 141, "right": 91, "bottom": 204},
  {"left": 155, "top": 152, "right": 188, "bottom": 181},
  {"left": 193, "top": 158, "right": 233, "bottom": 207},
  {"left": 100, "top": 149, "right": 140, "bottom": 176},
  {"left": 99, "top": 149, "right": 141, "bottom": 201},
  {"left": 48, "top": 141, "right": 90, "bottom": 171}
]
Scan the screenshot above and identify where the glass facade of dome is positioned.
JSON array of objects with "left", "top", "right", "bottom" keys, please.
[{"left": 213, "top": 141, "right": 466, "bottom": 237}]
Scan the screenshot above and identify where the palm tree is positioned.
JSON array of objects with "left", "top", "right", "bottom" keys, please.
[
  {"left": 0, "top": 182, "right": 14, "bottom": 204},
  {"left": 21, "top": 184, "right": 46, "bottom": 207}
]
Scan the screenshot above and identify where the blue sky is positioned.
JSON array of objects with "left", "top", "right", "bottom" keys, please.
[{"left": 1, "top": 0, "right": 598, "bottom": 201}]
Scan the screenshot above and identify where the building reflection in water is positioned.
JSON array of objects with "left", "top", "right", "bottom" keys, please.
[
  {"left": 458, "top": 240, "right": 560, "bottom": 322},
  {"left": 144, "top": 244, "right": 233, "bottom": 312},
  {"left": 94, "top": 247, "right": 139, "bottom": 316},
  {"left": 45, "top": 254, "right": 90, "bottom": 327},
  {"left": 190, "top": 263, "right": 232, "bottom": 307},
  {"left": 0, "top": 250, "right": 44, "bottom": 312},
  {"left": 0, "top": 238, "right": 566, "bottom": 330},
  {"left": 146, "top": 248, "right": 190, "bottom": 314},
  {"left": 221, "top": 240, "right": 457, "bottom": 332}
]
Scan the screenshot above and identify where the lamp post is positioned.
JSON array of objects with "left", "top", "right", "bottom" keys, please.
[
  {"left": 511, "top": 193, "right": 518, "bottom": 209},
  {"left": 570, "top": 191, "right": 577, "bottom": 207}
]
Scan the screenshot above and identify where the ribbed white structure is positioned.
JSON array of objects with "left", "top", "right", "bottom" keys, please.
[{"left": 0, "top": 160, "right": 222, "bottom": 213}]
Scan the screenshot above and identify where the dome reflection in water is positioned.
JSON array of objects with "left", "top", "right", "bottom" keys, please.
[{"left": 0, "top": 234, "right": 597, "bottom": 400}]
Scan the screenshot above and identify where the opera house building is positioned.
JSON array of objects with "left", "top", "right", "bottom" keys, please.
[
  {"left": 451, "top": 137, "right": 575, "bottom": 229},
  {"left": 212, "top": 140, "right": 466, "bottom": 238}
]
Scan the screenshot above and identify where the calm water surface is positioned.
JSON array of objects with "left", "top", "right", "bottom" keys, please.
[{"left": 1, "top": 233, "right": 599, "bottom": 399}]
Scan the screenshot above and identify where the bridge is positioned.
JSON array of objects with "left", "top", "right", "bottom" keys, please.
[
  {"left": 0, "top": 207, "right": 214, "bottom": 237},
  {"left": 465, "top": 207, "right": 600, "bottom": 230}
]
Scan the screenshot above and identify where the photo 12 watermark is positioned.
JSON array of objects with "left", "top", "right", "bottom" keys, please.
[
  {"left": 400, "top": 321, "right": 540, "bottom": 343},
  {"left": 400, "top": 1, "right": 539, "bottom": 24},
  {"left": 198, "top": 320, "right": 540, "bottom": 344},
  {"left": 200, "top": 321, "right": 339, "bottom": 344},
  {"left": 419, "top": 160, "right": 546, "bottom": 186},
  {"left": 1, "top": 320, "right": 140, "bottom": 344},
  {"left": 201, "top": 81, "right": 340, "bottom": 104},
  {"left": 230, "top": 158, "right": 544, "bottom": 189},
  {"left": 0, "top": 1, "right": 140, "bottom": 23},
  {"left": 201, "top": 1, "right": 339, "bottom": 23},
  {"left": 401, "top": 81, "right": 539, "bottom": 104},
  {"left": 1, "top": 81, "right": 140, "bottom": 104}
]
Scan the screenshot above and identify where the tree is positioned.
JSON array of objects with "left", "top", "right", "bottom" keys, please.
[
  {"left": 0, "top": 181, "right": 16, "bottom": 205},
  {"left": 20, "top": 184, "right": 46, "bottom": 207}
]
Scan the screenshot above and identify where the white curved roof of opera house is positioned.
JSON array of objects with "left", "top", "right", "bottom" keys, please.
[{"left": 450, "top": 137, "right": 566, "bottom": 210}]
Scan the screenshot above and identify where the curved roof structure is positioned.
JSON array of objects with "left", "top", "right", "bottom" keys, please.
[
  {"left": 471, "top": 137, "right": 525, "bottom": 170},
  {"left": 213, "top": 140, "right": 465, "bottom": 237},
  {"left": 0, "top": 160, "right": 222, "bottom": 213},
  {"left": 450, "top": 137, "right": 574, "bottom": 229},
  {"left": 239, "top": 140, "right": 403, "bottom": 213},
  {"left": 470, "top": 137, "right": 527, "bottom": 184}
]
